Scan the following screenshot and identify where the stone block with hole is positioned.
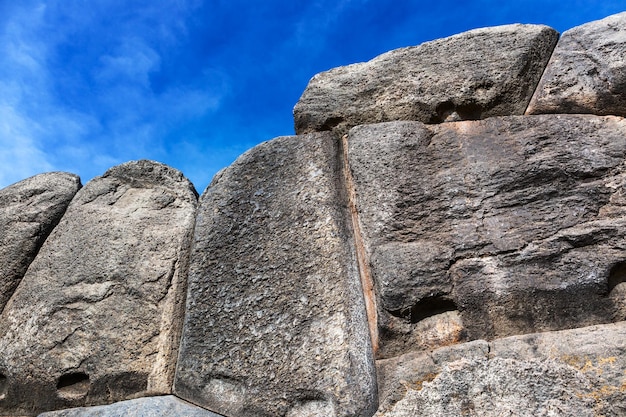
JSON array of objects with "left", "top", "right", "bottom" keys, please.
[
  {"left": 174, "top": 133, "right": 377, "bottom": 417},
  {"left": 346, "top": 115, "right": 626, "bottom": 359},
  {"left": 0, "top": 161, "right": 198, "bottom": 415}
]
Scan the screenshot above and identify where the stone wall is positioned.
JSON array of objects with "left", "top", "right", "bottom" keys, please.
[{"left": 2, "top": 12, "right": 626, "bottom": 417}]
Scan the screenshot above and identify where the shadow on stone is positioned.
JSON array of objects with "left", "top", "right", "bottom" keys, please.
[
  {"left": 57, "top": 372, "right": 90, "bottom": 399},
  {"left": 0, "top": 373, "right": 7, "bottom": 400},
  {"left": 390, "top": 296, "right": 458, "bottom": 324},
  {"left": 608, "top": 261, "right": 626, "bottom": 293}
]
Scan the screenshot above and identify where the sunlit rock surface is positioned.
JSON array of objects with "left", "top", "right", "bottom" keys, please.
[
  {"left": 174, "top": 133, "right": 377, "bottom": 417},
  {"left": 0, "top": 161, "right": 197, "bottom": 415},
  {"left": 294, "top": 24, "right": 557, "bottom": 136},
  {"left": 3, "top": 12, "right": 626, "bottom": 417},
  {"left": 527, "top": 12, "right": 626, "bottom": 117},
  {"left": 0, "top": 172, "right": 80, "bottom": 312}
]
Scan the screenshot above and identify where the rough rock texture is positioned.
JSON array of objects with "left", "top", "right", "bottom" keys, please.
[
  {"left": 527, "top": 12, "right": 626, "bottom": 117},
  {"left": 384, "top": 357, "right": 597, "bottom": 416},
  {"left": 0, "top": 161, "right": 198, "bottom": 416},
  {"left": 375, "top": 341, "right": 489, "bottom": 415},
  {"left": 347, "top": 115, "right": 626, "bottom": 358},
  {"left": 491, "top": 322, "right": 626, "bottom": 416},
  {"left": 37, "top": 396, "right": 223, "bottom": 417},
  {"left": 294, "top": 24, "right": 558, "bottom": 136},
  {"left": 174, "top": 134, "right": 377, "bottom": 417},
  {"left": 0, "top": 172, "right": 81, "bottom": 312},
  {"left": 4, "top": 13, "right": 626, "bottom": 417},
  {"left": 378, "top": 322, "right": 626, "bottom": 416}
]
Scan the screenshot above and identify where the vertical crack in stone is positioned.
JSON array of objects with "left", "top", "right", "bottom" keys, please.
[{"left": 341, "top": 133, "right": 379, "bottom": 354}]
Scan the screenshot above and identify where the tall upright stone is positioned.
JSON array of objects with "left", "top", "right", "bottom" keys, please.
[
  {"left": 0, "top": 160, "right": 197, "bottom": 416},
  {"left": 174, "top": 133, "right": 377, "bottom": 417},
  {"left": 0, "top": 172, "right": 81, "bottom": 312},
  {"left": 294, "top": 24, "right": 558, "bottom": 136},
  {"left": 527, "top": 12, "right": 626, "bottom": 117},
  {"left": 347, "top": 115, "right": 626, "bottom": 358}
]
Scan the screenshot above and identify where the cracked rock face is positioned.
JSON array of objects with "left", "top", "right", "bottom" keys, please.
[
  {"left": 347, "top": 115, "right": 626, "bottom": 358},
  {"left": 174, "top": 133, "right": 377, "bottom": 417},
  {"left": 527, "top": 12, "right": 626, "bottom": 117},
  {"left": 294, "top": 24, "right": 558, "bottom": 136},
  {"left": 0, "top": 172, "right": 81, "bottom": 313},
  {"left": 0, "top": 160, "right": 197, "bottom": 416}
]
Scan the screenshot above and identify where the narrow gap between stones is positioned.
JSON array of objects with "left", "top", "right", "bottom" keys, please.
[
  {"left": 340, "top": 133, "right": 380, "bottom": 354},
  {"left": 170, "top": 209, "right": 199, "bottom": 395}
]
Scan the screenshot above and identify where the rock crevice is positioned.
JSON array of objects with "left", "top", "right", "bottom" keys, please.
[{"left": 341, "top": 133, "right": 380, "bottom": 355}]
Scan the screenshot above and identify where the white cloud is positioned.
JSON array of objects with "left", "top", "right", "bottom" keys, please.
[
  {"left": 0, "top": 4, "right": 56, "bottom": 187},
  {"left": 0, "top": 104, "right": 53, "bottom": 187},
  {"left": 96, "top": 38, "right": 161, "bottom": 88},
  {"left": 0, "top": 1, "right": 227, "bottom": 189}
]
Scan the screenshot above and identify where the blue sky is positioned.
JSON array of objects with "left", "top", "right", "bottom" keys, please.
[{"left": 1, "top": 1, "right": 624, "bottom": 193}]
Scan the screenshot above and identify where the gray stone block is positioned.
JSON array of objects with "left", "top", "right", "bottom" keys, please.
[
  {"left": 0, "top": 172, "right": 80, "bottom": 312},
  {"left": 378, "top": 322, "right": 626, "bottom": 416},
  {"left": 174, "top": 134, "right": 377, "bottom": 417},
  {"left": 294, "top": 24, "right": 557, "bottom": 136},
  {"left": 527, "top": 12, "right": 626, "bottom": 117},
  {"left": 0, "top": 160, "right": 198, "bottom": 415},
  {"left": 347, "top": 115, "right": 626, "bottom": 357}
]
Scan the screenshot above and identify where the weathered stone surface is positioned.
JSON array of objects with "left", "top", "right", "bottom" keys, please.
[
  {"left": 174, "top": 134, "right": 377, "bottom": 417},
  {"left": 375, "top": 341, "right": 489, "bottom": 415},
  {"left": 491, "top": 321, "right": 626, "bottom": 416},
  {"left": 0, "top": 160, "right": 198, "bottom": 416},
  {"left": 379, "top": 322, "right": 626, "bottom": 416},
  {"left": 294, "top": 24, "right": 558, "bottom": 136},
  {"left": 0, "top": 172, "right": 81, "bottom": 312},
  {"left": 347, "top": 115, "right": 626, "bottom": 357},
  {"left": 527, "top": 12, "right": 626, "bottom": 117},
  {"left": 37, "top": 396, "right": 223, "bottom": 417},
  {"left": 383, "top": 357, "right": 597, "bottom": 416}
]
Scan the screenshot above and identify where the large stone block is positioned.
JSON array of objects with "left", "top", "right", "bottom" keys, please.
[
  {"left": 37, "top": 396, "right": 223, "bottom": 417},
  {"left": 378, "top": 322, "right": 626, "bottom": 416},
  {"left": 527, "top": 12, "right": 626, "bottom": 117},
  {"left": 174, "top": 133, "right": 377, "bottom": 417},
  {"left": 0, "top": 160, "right": 198, "bottom": 415},
  {"left": 375, "top": 341, "right": 489, "bottom": 415},
  {"left": 294, "top": 24, "right": 557, "bottom": 136},
  {"left": 347, "top": 115, "right": 626, "bottom": 358},
  {"left": 382, "top": 356, "right": 597, "bottom": 416},
  {"left": 0, "top": 172, "right": 81, "bottom": 312}
]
